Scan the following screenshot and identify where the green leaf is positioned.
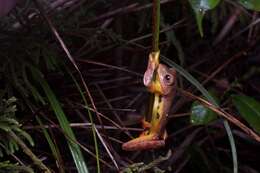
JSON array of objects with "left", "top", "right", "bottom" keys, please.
[
  {"left": 189, "top": 0, "right": 221, "bottom": 36},
  {"left": 22, "top": 64, "right": 45, "bottom": 104},
  {"left": 191, "top": 101, "right": 218, "bottom": 125},
  {"left": 36, "top": 116, "right": 65, "bottom": 173},
  {"left": 232, "top": 95, "right": 260, "bottom": 133},
  {"left": 0, "top": 160, "right": 33, "bottom": 173},
  {"left": 0, "top": 123, "right": 12, "bottom": 132},
  {"left": 65, "top": 67, "right": 101, "bottom": 173},
  {"left": 239, "top": 0, "right": 260, "bottom": 11},
  {"left": 29, "top": 66, "right": 89, "bottom": 173},
  {"left": 191, "top": 91, "right": 218, "bottom": 125},
  {"left": 1, "top": 118, "right": 19, "bottom": 126},
  {"left": 14, "top": 128, "right": 35, "bottom": 147}
]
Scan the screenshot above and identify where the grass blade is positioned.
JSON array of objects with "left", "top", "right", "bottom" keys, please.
[
  {"left": 66, "top": 67, "right": 101, "bottom": 173},
  {"left": 36, "top": 116, "right": 65, "bottom": 173},
  {"left": 29, "top": 66, "right": 89, "bottom": 173}
]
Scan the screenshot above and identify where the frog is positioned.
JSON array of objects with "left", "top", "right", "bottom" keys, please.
[{"left": 122, "top": 51, "right": 176, "bottom": 151}]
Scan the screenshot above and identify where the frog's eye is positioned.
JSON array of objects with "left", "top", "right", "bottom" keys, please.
[{"left": 163, "top": 73, "right": 174, "bottom": 85}]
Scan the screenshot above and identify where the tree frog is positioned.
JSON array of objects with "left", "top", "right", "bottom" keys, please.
[{"left": 122, "top": 52, "right": 176, "bottom": 151}]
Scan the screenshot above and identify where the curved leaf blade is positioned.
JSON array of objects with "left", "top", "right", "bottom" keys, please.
[
  {"left": 65, "top": 67, "right": 101, "bottom": 173},
  {"left": 232, "top": 95, "right": 260, "bottom": 133},
  {"left": 36, "top": 116, "right": 65, "bottom": 173},
  {"left": 239, "top": 0, "right": 260, "bottom": 11},
  {"left": 29, "top": 66, "right": 89, "bottom": 173},
  {"left": 189, "top": 0, "right": 221, "bottom": 36}
]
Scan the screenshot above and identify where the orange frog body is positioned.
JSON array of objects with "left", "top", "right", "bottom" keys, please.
[{"left": 122, "top": 52, "right": 176, "bottom": 151}]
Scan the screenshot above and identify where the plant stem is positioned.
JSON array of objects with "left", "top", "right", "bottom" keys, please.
[{"left": 152, "top": 0, "right": 160, "bottom": 53}]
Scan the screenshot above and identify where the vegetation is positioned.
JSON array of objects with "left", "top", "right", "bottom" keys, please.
[{"left": 0, "top": 0, "right": 260, "bottom": 172}]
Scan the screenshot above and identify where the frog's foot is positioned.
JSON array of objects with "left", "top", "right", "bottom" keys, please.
[
  {"left": 122, "top": 139, "right": 165, "bottom": 151},
  {"left": 122, "top": 134, "right": 165, "bottom": 151}
]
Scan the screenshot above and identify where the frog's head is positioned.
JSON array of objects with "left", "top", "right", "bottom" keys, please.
[
  {"left": 143, "top": 52, "right": 176, "bottom": 95},
  {"left": 157, "top": 63, "right": 176, "bottom": 95}
]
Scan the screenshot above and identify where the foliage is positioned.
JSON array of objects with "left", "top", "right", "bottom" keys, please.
[
  {"left": 0, "top": 96, "right": 34, "bottom": 157},
  {"left": 161, "top": 56, "right": 238, "bottom": 173},
  {"left": 239, "top": 0, "right": 260, "bottom": 11},
  {"left": 0, "top": 0, "right": 260, "bottom": 172},
  {"left": 0, "top": 161, "right": 33, "bottom": 173},
  {"left": 191, "top": 101, "right": 218, "bottom": 125},
  {"left": 0, "top": 28, "right": 89, "bottom": 172},
  {"left": 0, "top": 96, "right": 33, "bottom": 172},
  {"left": 29, "top": 66, "right": 89, "bottom": 173},
  {"left": 232, "top": 95, "right": 260, "bottom": 133},
  {"left": 189, "top": 0, "right": 260, "bottom": 36},
  {"left": 189, "top": 0, "right": 221, "bottom": 36}
]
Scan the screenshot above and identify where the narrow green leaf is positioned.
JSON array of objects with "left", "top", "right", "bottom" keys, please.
[
  {"left": 1, "top": 118, "right": 19, "bottom": 126},
  {"left": 239, "top": 0, "right": 260, "bottom": 11},
  {"left": 14, "top": 128, "right": 35, "bottom": 147},
  {"left": 22, "top": 64, "right": 45, "bottom": 104},
  {"left": 189, "top": 0, "right": 221, "bottom": 36},
  {"left": 232, "top": 95, "right": 260, "bottom": 133},
  {"left": 0, "top": 123, "right": 11, "bottom": 132},
  {"left": 9, "top": 62, "right": 29, "bottom": 97},
  {"left": 8, "top": 140, "right": 15, "bottom": 154},
  {"left": 12, "top": 140, "right": 19, "bottom": 152},
  {"left": 66, "top": 67, "right": 101, "bottom": 173},
  {"left": 195, "top": 12, "right": 204, "bottom": 37},
  {"left": 161, "top": 55, "right": 237, "bottom": 173},
  {"left": 36, "top": 116, "right": 65, "bottom": 173},
  {"left": 29, "top": 66, "right": 89, "bottom": 173}
]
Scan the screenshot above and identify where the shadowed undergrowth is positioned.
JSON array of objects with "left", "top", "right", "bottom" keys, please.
[{"left": 0, "top": 0, "right": 260, "bottom": 172}]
